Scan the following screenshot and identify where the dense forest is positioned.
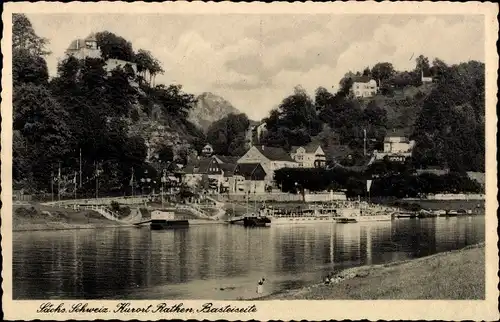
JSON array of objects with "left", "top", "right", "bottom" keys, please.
[
  {"left": 275, "top": 163, "right": 483, "bottom": 199},
  {"left": 259, "top": 57, "right": 485, "bottom": 173},
  {"left": 12, "top": 14, "right": 204, "bottom": 195},
  {"left": 12, "top": 14, "right": 485, "bottom": 197}
]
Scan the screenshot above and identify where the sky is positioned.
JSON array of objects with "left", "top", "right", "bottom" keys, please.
[{"left": 27, "top": 14, "right": 485, "bottom": 121}]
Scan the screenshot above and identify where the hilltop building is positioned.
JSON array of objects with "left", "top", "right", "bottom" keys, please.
[
  {"left": 421, "top": 71, "right": 433, "bottom": 84},
  {"left": 351, "top": 76, "right": 378, "bottom": 98},
  {"left": 65, "top": 33, "right": 138, "bottom": 75},
  {"left": 290, "top": 142, "right": 327, "bottom": 168}
]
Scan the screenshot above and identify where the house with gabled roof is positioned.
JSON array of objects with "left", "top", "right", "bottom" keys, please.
[
  {"left": 237, "top": 145, "right": 298, "bottom": 183},
  {"left": 232, "top": 163, "right": 267, "bottom": 194},
  {"left": 351, "top": 76, "right": 378, "bottom": 98},
  {"left": 373, "top": 129, "right": 415, "bottom": 162},
  {"left": 290, "top": 142, "right": 326, "bottom": 168},
  {"left": 183, "top": 157, "right": 224, "bottom": 191},
  {"left": 213, "top": 155, "right": 240, "bottom": 165}
]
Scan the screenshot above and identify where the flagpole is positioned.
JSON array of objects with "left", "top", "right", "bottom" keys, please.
[
  {"left": 79, "top": 148, "right": 82, "bottom": 188},
  {"left": 74, "top": 171, "right": 77, "bottom": 199},
  {"left": 131, "top": 167, "right": 135, "bottom": 197},
  {"left": 95, "top": 161, "right": 99, "bottom": 200},
  {"left": 161, "top": 169, "right": 166, "bottom": 208},
  {"left": 58, "top": 163, "right": 61, "bottom": 202},
  {"left": 363, "top": 128, "right": 367, "bottom": 157},
  {"left": 51, "top": 171, "right": 54, "bottom": 202}
]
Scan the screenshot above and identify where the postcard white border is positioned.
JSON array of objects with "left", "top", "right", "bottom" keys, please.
[{"left": 2, "top": 2, "right": 499, "bottom": 321}]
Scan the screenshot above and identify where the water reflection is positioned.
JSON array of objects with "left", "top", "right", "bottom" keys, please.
[{"left": 13, "top": 216, "right": 484, "bottom": 299}]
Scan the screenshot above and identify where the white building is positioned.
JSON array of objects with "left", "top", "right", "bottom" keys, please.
[
  {"left": 374, "top": 130, "right": 415, "bottom": 161},
  {"left": 383, "top": 135, "right": 413, "bottom": 154},
  {"left": 351, "top": 76, "right": 378, "bottom": 98},
  {"left": 290, "top": 142, "right": 327, "bottom": 168},
  {"left": 421, "top": 71, "right": 433, "bottom": 83},
  {"left": 201, "top": 144, "right": 214, "bottom": 156}
]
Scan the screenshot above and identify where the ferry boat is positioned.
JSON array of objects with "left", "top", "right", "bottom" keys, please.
[
  {"left": 259, "top": 202, "right": 393, "bottom": 224},
  {"left": 261, "top": 207, "right": 344, "bottom": 224}
]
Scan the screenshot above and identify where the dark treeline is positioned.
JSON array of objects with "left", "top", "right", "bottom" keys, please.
[
  {"left": 206, "top": 113, "right": 251, "bottom": 156},
  {"left": 275, "top": 164, "right": 482, "bottom": 199},
  {"left": 12, "top": 14, "right": 203, "bottom": 195},
  {"left": 260, "top": 57, "right": 485, "bottom": 173}
]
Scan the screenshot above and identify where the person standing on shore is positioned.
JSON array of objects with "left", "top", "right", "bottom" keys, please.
[{"left": 257, "top": 277, "right": 265, "bottom": 294}]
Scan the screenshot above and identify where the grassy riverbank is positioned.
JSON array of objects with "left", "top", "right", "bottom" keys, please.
[
  {"left": 12, "top": 203, "right": 224, "bottom": 231},
  {"left": 260, "top": 243, "right": 485, "bottom": 300},
  {"left": 12, "top": 204, "right": 127, "bottom": 231}
]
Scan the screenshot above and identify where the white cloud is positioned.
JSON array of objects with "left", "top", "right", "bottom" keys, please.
[{"left": 27, "top": 14, "right": 484, "bottom": 121}]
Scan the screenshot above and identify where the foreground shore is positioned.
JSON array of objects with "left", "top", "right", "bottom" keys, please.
[
  {"left": 258, "top": 243, "right": 485, "bottom": 300},
  {"left": 12, "top": 204, "right": 224, "bottom": 232}
]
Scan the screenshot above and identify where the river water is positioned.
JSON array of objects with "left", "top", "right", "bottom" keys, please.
[{"left": 13, "top": 216, "right": 484, "bottom": 300}]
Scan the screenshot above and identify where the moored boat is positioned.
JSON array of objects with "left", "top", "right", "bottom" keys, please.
[
  {"left": 336, "top": 217, "right": 357, "bottom": 224},
  {"left": 260, "top": 201, "right": 394, "bottom": 224}
]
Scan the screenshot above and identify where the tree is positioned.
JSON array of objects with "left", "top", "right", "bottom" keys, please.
[
  {"left": 371, "top": 62, "right": 395, "bottom": 82},
  {"left": 362, "top": 67, "right": 371, "bottom": 76},
  {"left": 338, "top": 74, "right": 354, "bottom": 97},
  {"left": 106, "top": 66, "right": 138, "bottom": 117},
  {"left": 430, "top": 58, "right": 448, "bottom": 81},
  {"left": 12, "top": 13, "right": 51, "bottom": 56},
  {"left": 158, "top": 145, "right": 174, "bottom": 163},
  {"left": 262, "top": 86, "right": 322, "bottom": 149},
  {"left": 153, "top": 84, "right": 196, "bottom": 120},
  {"left": 13, "top": 48, "right": 49, "bottom": 87},
  {"left": 95, "top": 31, "right": 135, "bottom": 62},
  {"left": 207, "top": 113, "right": 250, "bottom": 156},
  {"left": 412, "top": 60, "right": 485, "bottom": 172},
  {"left": 415, "top": 55, "right": 431, "bottom": 75},
  {"left": 13, "top": 83, "right": 73, "bottom": 189},
  {"left": 314, "top": 86, "right": 334, "bottom": 112},
  {"left": 135, "top": 49, "right": 165, "bottom": 85}
]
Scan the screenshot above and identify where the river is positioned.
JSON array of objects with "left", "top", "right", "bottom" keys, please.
[{"left": 13, "top": 216, "right": 484, "bottom": 300}]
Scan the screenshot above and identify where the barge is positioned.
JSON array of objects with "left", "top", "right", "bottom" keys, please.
[{"left": 134, "top": 210, "right": 189, "bottom": 230}]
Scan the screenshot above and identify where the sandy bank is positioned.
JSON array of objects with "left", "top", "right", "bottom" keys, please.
[
  {"left": 12, "top": 204, "right": 126, "bottom": 232},
  {"left": 12, "top": 204, "right": 225, "bottom": 231},
  {"left": 259, "top": 243, "right": 485, "bottom": 300}
]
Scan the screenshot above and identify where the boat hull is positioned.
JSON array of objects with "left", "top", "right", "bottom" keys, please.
[
  {"left": 355, "top": 215, "right": 392, "bottom": 222},
  {"left": 269, "top": 216, "right": 337, "bottom": 225},
  {"left": 150, "top": 219, "right": 189, "bottom": 230}
]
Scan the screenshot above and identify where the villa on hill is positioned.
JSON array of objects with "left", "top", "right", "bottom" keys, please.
[
  {"left": 65, "top": 33, "right": 138, "bottom": 74},
  {"left": 351, "top": 76, "right": 378, "bottom": 98}
]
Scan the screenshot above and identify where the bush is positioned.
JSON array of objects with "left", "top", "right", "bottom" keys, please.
[{"left": 110, "top": 201, "right": 120, "bottom": 212}]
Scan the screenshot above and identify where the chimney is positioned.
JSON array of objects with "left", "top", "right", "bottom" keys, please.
[{"left": 76, "top": 39, "right": 79, "bottom": 50}]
